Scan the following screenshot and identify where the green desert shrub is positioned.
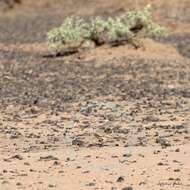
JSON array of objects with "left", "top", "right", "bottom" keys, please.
[
  {"left": 47, "top": 17, "right": 91, "bottom": 53},
  {"left": 47, "top": 5, "right": 166, "bottom": 54}
]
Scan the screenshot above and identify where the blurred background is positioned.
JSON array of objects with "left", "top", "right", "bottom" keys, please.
[
  {"left": 0, "top": 0, "right": 189, "bottom": 58},
  {"left": 1, "top": 0, "right": 190, "bottom": 28}
]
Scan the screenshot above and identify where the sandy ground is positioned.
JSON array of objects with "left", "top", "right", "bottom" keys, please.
[
  {"left": 0, "top": 0, "right": 190, "bottom": 190},
  {"left": 1, "top": 145, "right": 190, "bottom": 190}
]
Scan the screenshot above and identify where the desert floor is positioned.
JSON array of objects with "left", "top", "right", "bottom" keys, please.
[{"left": 0, "top": 0, "right": 190, "bottom": 189}]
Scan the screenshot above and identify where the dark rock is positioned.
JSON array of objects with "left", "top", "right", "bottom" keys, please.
[
  {"left": 123, "top": 153, "right": 132, "bottom": 158},
  {"left": 16, "top": 182, "right": 22, "bottom": 186},
  {"left": 86, "top": 182, "right": 96, "bottom": 186},
  {"left": 155, "top": 137, "right": 171, "bottom": 147},
  {"left": 121, "top": 187, "right": 133, "bottom": 190},
  {"left": 117, "top": 176, "right": 125, "bottom": 182},
  {"left": 72, "top": 139, "right": 85, "bottom": 147},
  {"left": 39, "top": 155, "right": 58, "bottom": 161},
  {"left": 11, "top": 154, "right": 23, "bottom": 160}
]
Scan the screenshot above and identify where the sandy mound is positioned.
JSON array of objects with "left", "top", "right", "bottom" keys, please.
[{"left": 79, "top": 39, "right": 184, "bottom": 64}]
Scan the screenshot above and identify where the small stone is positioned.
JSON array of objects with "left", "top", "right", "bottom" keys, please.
[
  {"left": 29, "top": 169, "right": 36, "bottom": 172},
  {"left": 39, "top": 155, "right": 58, "bottom": 161},
  {"left": 82, "top": 170, "right": 90, "bottom": 174},
  {"left": 12, "top": 155, "right": 23, "bottom": 160},
  {"left": 157, "top": 162, "right": 164, "bottom": 166},
  {"left": 48, "top": 184, "right": 55, "bottom": 188},
  {"left": 86, "top": 182, "right": 96, "bottom": 186},
  {"left": 72, "top": 139, "right": 84, "bottom": 147},
  {"left": 117, "top": 176, "right": 125, "bottom": 182},
  {"left": 2, "top": 180, "right": 9, "bottom": 184},
  {"left": 156, "top": 137, "right": 171, "bottom": 147},
  {"left": 3, "top": 158, "right": 11, "bottom": 162},
  {"left": 53, "top": 161, "right": 60, "bottom": 165},
  {"left": 123, "top": 153, "right": 132, "bottom": 158},
  {"left": 175, "top": 148, "right": 180, "bottom": 152},
  {"left": 24, "top": 162, "right": 30, "bottom": 166},
  {"left": 139, "top": 181, "right": 146, "bottom": 185},
  {"left": 121, "top": 187, "right": 133, "bottom": 190},
  {"left": 16, "top": 182, "right": 22, "bottom": 186},
  {"left": 153, "top": 150, "right": 161, "bottom": 154}
]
